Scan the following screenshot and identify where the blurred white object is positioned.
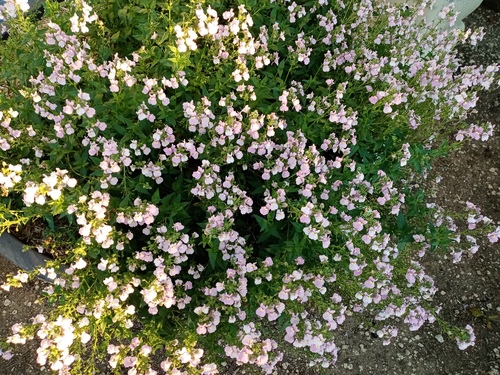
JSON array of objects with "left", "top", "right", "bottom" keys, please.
[
  {"left": 430, "top": 0, "right": 483, "bottom": 29},
  {"left": 390, "top": 0, "right": 483, "bottom": 30},
  {"left": 455, "top": 0, "right": 484, "bottom": 29}
]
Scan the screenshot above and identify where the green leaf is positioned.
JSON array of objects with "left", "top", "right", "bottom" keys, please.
[
  {"left": 397, "top": 212, "right": 407, "bottom": 230},
  {"left": 470, "top": 307, "right": 484, "bottom": 317},
  {"left": 151, "top": 189, "right": 161, "bottom": 204},
  {"left": 90, "top": 157, "right": 101, "bottom": 165},
  {"left": 257, "top": 231, "right": 271, "bottom": 244},
  {"left": 429, "top": 222, "right": 436, "bottom": 234},
  {"left": 44, "top": 215, "right": 55, "bottom": 231},
  {"left": 430, "top": 240, "right": 439, "bottom": 252},
  {"left": 161, "top": 193, "right": 173, "bottom": 207},
  {"left": 119, "top": 195, "right": 130, "bottom": 208},
  {"left": 290, "top": 221, "right": 304, "bottom": 233},
  {"left": 270, "top": 6, "right": 278, "bottom": 23},
  {"left": 397, "top": 239, "right": 407, "bottom": 252},
  {"left": 89, "top": 169, "right": 104, "bottom": 177},
  {"left": 267, "top": 222, "right": 282, "bottom": 240},
  {"left": 253, "top": 215, "right": 267, "bottom": 232},
  {"left": 277, "top": 311, "right": 290, "bottom": 330},
  {"left": 113, "top": 124, "right": 128, "bottom": 136},
  {"left": 208, "top": 250, "right": 217, "bottom": 270},
  {"left": 135, "top": 184, "right": 150, "bottom": 194},
  {"left": 488, "top": 314, "right": 500, "bottom": 322},
  {"left": 88, "top": 247, "right": 100, "bottom": 259},
  {"left": 117, "top": 8, "right": 128, "bottom": 21},
  {"left": 111, "top": 31, "right": 121, "bottom": 41},
  {"left": 412, "top": 159, "right": 423, "bottom": 173},
  {"left": 172, "top": 175, "right": 183, "bottom": 193}
]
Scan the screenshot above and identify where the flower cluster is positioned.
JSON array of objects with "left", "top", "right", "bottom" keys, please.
[
  {"left": 224, "top": 323, "right": 282, "bottom": 373},
  {"left": 0, "top": 163, "right": 22, "bottom": 195},
  {"left": 0, "top": 0, "right": 29, "bottom": 21},
  {"left": 23, "top": 169, "right": 77, "bottom": 206},
  {"left": 0, "top": 0, "right": 498, "bottom": 374}
]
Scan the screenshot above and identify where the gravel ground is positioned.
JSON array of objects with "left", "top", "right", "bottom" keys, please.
[
  {"left": 1, "top": 4, "right": 500, "bottom": 375},
  {"left": 0, "top": 256, "right": 51, "bottom": 374}
]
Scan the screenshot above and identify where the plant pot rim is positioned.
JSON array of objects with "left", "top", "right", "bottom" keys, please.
[{"left": 0, "top": 232, "right": 56, "bottom": 283}]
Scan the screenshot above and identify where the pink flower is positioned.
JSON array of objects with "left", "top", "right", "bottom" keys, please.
[
  {"left": 123, "top": 356, "right": 137, "bottom": 368},
  {"left": 361, "top": 234, "right": 372, "bottom": 244},
  {"left": 406, "top": 269, "right": 417, "bottom": 285},
  {"left": 457, "top": 325, "right": 475, "bottom": 350},
  {"left": 1, "top": 351, "right": 13, "bottom": 360},
  {"left": 262, "top": 257, "right": 273, "bottom": 267},
  {"left": 487, "top": 228, "right": 499, "bottom": 243},
  {"left": 256, "top": 304, "right": 266, "bottom": 318},
  {"left": 363, "top": 277, "right": 376, "bottom": 289}
]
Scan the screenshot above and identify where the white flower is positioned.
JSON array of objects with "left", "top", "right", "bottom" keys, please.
[
  {"left": 16, "top": 0, "right": 29, "bottom": 12},
  {"left": 74, "top": 258, "right": 87, "bottom": 270},
  {"left": 80, "top": 332, "right": 91, "bottom": 344}
]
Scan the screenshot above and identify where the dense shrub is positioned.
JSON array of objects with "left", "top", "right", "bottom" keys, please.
[{"left": 0, "top": 0, "right": 499, "bottom": 373}]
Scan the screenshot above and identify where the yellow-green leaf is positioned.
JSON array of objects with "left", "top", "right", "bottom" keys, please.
[
  {"left": 488, "top": 314, "right": 500, "bottom": 322},
  {"left": 470, "top": 307, "right": 484, "bottom": 317}
]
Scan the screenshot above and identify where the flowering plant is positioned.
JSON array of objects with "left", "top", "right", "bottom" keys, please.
[{"left": 0, "top": 0, "right": 499, "bottom": 373}]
